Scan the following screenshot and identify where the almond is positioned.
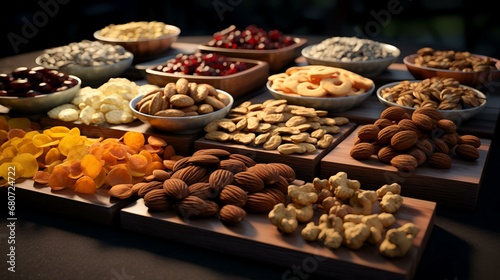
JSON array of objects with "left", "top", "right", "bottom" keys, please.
[
  {"left": 380, "top": 106, "right": 410, "bottom": 121},
  {"left": 271, "top": 175, "right": 290, "bottom": 194},
  {"left": 218, "top": 159, "right": 248, "bottom": 174},
  {"left": 233, "top": 171, "right": 265, "bottom": 193},
  {"left": 413, "top": 107, "right": 442, "bottom": 121},
  {"left": 267, "top": 163, "right": 296, "bottom": 183},
  {"left": 431, "top": 138, "right": 449, "bottom": 154},
  {"left": 229, "top": 153, "right": 257, "bottom": 167},
  {"left": 244, "top": 191, "right": 278, "bottom": 213},
  {"left": 427, "top": 152, "right": 452, "bottom": 169},
  {"left": 188, "top": 182, "right": 218, "bottom": 200},
  {"left": 218, "top": 185, "right": 248, "bottom": 207},
  {"left": 209, "top": 169, "right": 235, "bottom": 191},
  {"left": 440, "top": 133, "right": 460, "bottom": 148},
  {"left": 163, "top": 178, "right": 190, "bottom": 200},
  {"left": 454, "top": 144, "right": 480, "bottom": 161},
  {"left": 175, "top": 195, "right": 219, "bottom": 219},
  {"left": 407, "top": 147, "right": 427, "bottom": 165},
  {"left": 390, "top": 130, "right": 418, "bottom": 151},
  {"left": 412, "top": 113, "right": 435, "bottom": 131},
  {"left": 398, "top": 119, "right": 421, "bottom": 135},
  {"left": 171, "top": 165, "right": 208, "bottom": 186},
  {"left": 187, "top": 154, "right": 221, "bottom": 166},
  {"left": 436, "top": 119, "right": 457, "bottom": 134},
  {"left": 374, "top": 118, "right": 394, "bottom": 129},
  {"left": 415, "top": 138, "right": 434, "bottom": 156},
  {"left": 377, "top": 146, "right": 400, "bottom": 163},
  {"left": 219, "top": 204, "right": 247, "bottom": 225},
  {"left": 192, "top": 148, "right": 231, "bottom": 158},
  {"left": 458, "top": 135, "right": 481, "bottom": 148},
  {"left": 137, "top": 180, "right": 163, "bottom": 197},
  {"left": 144, "top": 189, "right": 171, "bottom": 211},
  {"left": 108, "top": 183, "right": 133, "bottom": 199},
  {"left": 377, "top": 124, "right": 401, "bottom": 145},
  {"left": 171, "top": 156, "right": 191, "bottom": 172},
  {"left": 357, "top": 124, "right": 380, "bottom": 142},
  {"left": 390, "top": 154, "right": 418, "bottom": 172},
  {"left": 247, "top": 163, "right": 280, "bottom": 185},
  {"left": 152, "top": 169, "right": 171, "bottom": 181},
  {"left": 350, "top": 142, "right": 374, "bottom": 160}
]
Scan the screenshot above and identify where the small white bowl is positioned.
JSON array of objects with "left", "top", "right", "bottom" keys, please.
[
  {"left": 129, "top": 89, "right": 234, "bottom": 134},
  {"left": 376, "top": 81, "right": 487, "bottom": 123},
  {"left": 266, "top": 80, "right": 374, "bottom": 112}
]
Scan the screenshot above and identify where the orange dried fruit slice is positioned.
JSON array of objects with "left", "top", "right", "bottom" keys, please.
[
  {"left": 144, "top": 160, "right": 165, "bottom": 176},
  {"left": 44, "top": 148, "right": 61, "bottom": 165},
  {"left": 32, "top": 134, "right": 59, "bottom": 148},
  {"left": 23, "top": 130, "right": 40, "bottom": 139},
  {"left": 7, "top": 117, "right": 31, "bottom": 130},
  {"left": 147, "top": 135, "right": 167, "bottom": 147},
  {"left": 0, "top": 162, "right": 24, "bottom": 179},
  {"left": 33, "top": 170, "right": 50, "bottom": 184},
  {"left": 7, "top": 128, "right": 26, "bottom": 140},
  {"left": 2, "top": 146, "right": 17, "bottom": 159},
  {"left": 127, "top": 154, "right": 149, "bottom": 171},
  {"left": 123, "top": 131, "right": 145, "bottom": 151},
  {"left": 58, "top": 135, "right": 85, "bottom": 157},
  {"left": 18, "top": 142, "right": 44, "bottom": 158},
  {"left": 107, "top": 144, "right": 128, "bottom": 160},
  {"left": 106, "top": 166, "right": 133, "bottom": 186},
  {"left": 45, "top": 160, "right": 63, "bottom": 174},
  {"left": 94, "top": 168, "right": 107, "bottom": 188},
  {"left": 12, "top": 153, "right": 39, "bottom": 178},
  {"left": 68, "top": 127, "right": 81, "bottom": 136},
  {"left": 81, "top": 154, "right": 103, "bottom": 179},
  {"left": 67, "top": 161, "right": 83, "bottom": 179},
  {"left": 66, "top": 145, "right": 89, "bottom": 162},
  {"left": 73, "top": 175, "right": 97, "bottom": 194},
  {"left": 138, "top": 149, "right": 153, "bottom": 163},
  {"left": 48, "top": 165, "right": 71, "bottom": 191},
  {"left": 151, "top": 152, "right": 163, "bottom": 162}
]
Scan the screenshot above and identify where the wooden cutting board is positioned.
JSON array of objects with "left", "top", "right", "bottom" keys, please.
[
  {"left": 194, "top": 122, "right": 357, "bottom": 182},
  {"left": 321, "top": 126, "right": 492, "bottom": 210},
  {"left": 120, "top": 196, "right": 436, "bottom": 280}
]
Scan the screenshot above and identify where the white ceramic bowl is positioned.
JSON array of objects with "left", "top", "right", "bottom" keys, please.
[
  {"left": 301, "top": 43, "right": 400, "bottom": 77},
  {"left": 0, "top": 75, "right": 81, "bottom": 114},
  {"left": 376, "top": 81, "right": 487, "bottom": 123},
  {"left": 266, "top": 80, "right": 374, "bottom": 112},
  {"left": 129, "top": 89, "right": 234, "bottom": 134}
]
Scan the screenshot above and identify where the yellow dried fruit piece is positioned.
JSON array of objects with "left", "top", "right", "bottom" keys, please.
[
  {"left": 12, "top": 153, "right": 39, "bottom": 178},
  {"left": 44, "top": 148, "right": 61, "bottom": 165},
  {"left": 58, "top": 135, "right": 86, "bottom": 157},
  {"left": 123, "top": 131, "right": 145, "bottom": 151},
  {"left": 67, "top": 161, "right": 84, "bottom": 179},
  {"left": 0, "top": 162, "right": 24, "bottom": 179},
  {"left": 81, "top": 154, "right": 103, "bottom": 179},
  {"left": 17, "top": 142, "right": 44, "bottom": 158},
  {"left": 66, "top": 145, "right": 90, "bottom": 162},
  {"left": 23, "top": 130, "right": 40, "bottom": 139},
  {"left": 48, "top": 165, "right": 71, "bottom": 190},
  {"left": 33, "top": 170, "right": 50, "bottom": 184},
  {"left": 7, "top": 118, "right": 31, "bottom": 130},
  {"left": 73, "top": 175, "right": 97, "bottom": 194},
  {"left": 32, "top": 134, "right": 59, "bottom": 148},
  {"left": 2, "top": 146, "right": 17, "bottom": 159},
  {"left": 106, "top": 166, "right": 133, "bottom": 186},
  {"left": 94, "top": 168, "right": 107, "bottom": 188}
]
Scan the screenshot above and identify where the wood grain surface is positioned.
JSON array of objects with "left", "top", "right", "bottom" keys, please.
[
  {"left": 321, "top": 126, "right": 492, "bottom": 210},
  {"left": 120, "top": 196, "right": 436, "bottom": 280}
]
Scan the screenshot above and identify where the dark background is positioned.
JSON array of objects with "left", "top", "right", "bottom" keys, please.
[{"left": 1, "top": 0, "right": 499, "bottom": 60}]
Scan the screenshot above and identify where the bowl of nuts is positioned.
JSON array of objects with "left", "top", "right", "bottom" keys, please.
[
  {"left": 129, "top": 78, "right": 234, "bottom": 133},
  {"left": 35, "top": 40, "right": 134, "bottom": 87},
  {"left": 0, "top": 66, "right": 81, "bottom": 114},
  {"left": 266, "top": 65, "right": 375, "bottom": 112},
  {"left": 94, "top": 21, "right": 181, "bottom": 61},
  {"left": 301, "top": 37, "right": 400, "bottom": 77},
  {"left": 403, "top": 48, "right": 500, "bottom": 87},
  {"left": 197, "top": 25, "right": 307, "bottom": 72},
  {"left": 376, "top": 78, "right": 487, "bottom": 123}
]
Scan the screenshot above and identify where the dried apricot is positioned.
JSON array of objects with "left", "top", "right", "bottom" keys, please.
[
  {"left": 12, "top": 153, "right": 38, "bottom": 178},
  {"left": 81, "top": 154, "right": 103, "bottom": 179},
  {"left": 32, "top": 134, "right": 59, "bottom": 148},
  {"left": 73, "top": 175, "right": 97, "bottom": 194},
  {"left": 48, "top": 165, "right": 71, "bottom": 191},
  {"left": 123, "top": 131, "right": 145, "bottom": 151},
  {"left": 33, "top": 170, "right": 50, "bottom": 184},
  {"left": 106, "top": 166, "right": 133, "bottom": 186},
  {"left": 0, "top": 162, "right": 24, "bottom": 179}
]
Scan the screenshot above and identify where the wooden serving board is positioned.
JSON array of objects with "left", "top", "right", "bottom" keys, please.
[
  {"left": 120, "top": 196, "right": 436, "bottom": 280},
  {"left": 321, "top": 126, "right": 492, "bottom": 210},
  {"left": 16, "top": 179, "right": 135, "bottom": 226},
  {"left": 40, "top": 118, "right": 202, "bottom": 156},
  {"left": 194, "top": 122, "right": 357, "bottom": 182}
]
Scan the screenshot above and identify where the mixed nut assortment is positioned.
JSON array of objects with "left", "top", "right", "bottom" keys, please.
[{"left": 414, "top": 47, "right": 498, "bottom": 72}]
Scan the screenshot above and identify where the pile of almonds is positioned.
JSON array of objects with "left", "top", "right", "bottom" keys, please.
[
  {"left": 109, "top": 148, "right": 296, "bottom": 225},
  {"left": 350, "top": 106, "right": 481, "bottom": 172}
]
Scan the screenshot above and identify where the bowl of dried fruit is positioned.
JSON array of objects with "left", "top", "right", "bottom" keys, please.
[
  {"left": 301, "top": 37, "right": 400, "bottom": 77},
  {"left": 376, "top": 78, "right": 487, "bottom": 123},
  {"left": 0, "top": 66, "right": 81, "bottom": 114},
  {"left": 145, "top": 52, "right": 269, "bottom": 100},
  {"left": 403, "top": 47, "right": 500, "bottom": 87},
  {"left": 129, "top": 78, "right": 234, "bottom": 133},
  {"left": 266, "top": 65, "right": 375, "bottom": 112},
  {"left": 35, "top": 40, "right": 134, "bottom": 87},
  {"left": 94, "top": 21, "right": 181, "bottom": 61},
  {"left": 197, "top": 25, "right": 307, "bottom": 72}
]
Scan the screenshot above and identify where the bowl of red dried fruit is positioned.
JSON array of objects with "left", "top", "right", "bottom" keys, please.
[
  {"left": 145, "top": 52, "right": 269, "bottom": 99},
  {"left": 0, "top": 66, "right": 81, "bottom": 114},
  {"left": 197, "top": 25, "right": 307, "bottom": 72}
]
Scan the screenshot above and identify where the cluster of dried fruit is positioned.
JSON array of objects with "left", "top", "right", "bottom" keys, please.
[
  {"left": 135, "top": 78, "right": 231, "bottom": 117},
  {"left": 109, "top": 148, "right": 297, "bottom": 226},
  {"left": 204, "top": 99, "right": 350, "bottom": 154},
  {"left": 350, "top": 106, "right": 481, "bottom": 172}
]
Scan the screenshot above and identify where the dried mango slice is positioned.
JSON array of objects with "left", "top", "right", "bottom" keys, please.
[
  {"left": 81, "top": 154, "right": 103, "bottom": 179},
  {"left": 58, "top": 135, "right": 85, "bottom": 157},
  {"left": 44, "top": 126, "right": 71, "bottom": 140},
  {"left": 0, "top": 162, "right": 24, "bottom": 179},
  {"left": 68, "top": 127, "right": 81, "bottom": 136},
  {"left": 106, "top": 166, "right": 133, "bottom": 186},
  {"left": 65, "top": 145, "right": 89, "bottom": 162},
  {"left": 23, "top": 130, "right": 40, "bottom": 140},
  {"left": 7, "top": 117, "right": 31, "bottom": 130},
  {"left": 2, "top": 146, "right": 17, "bottom": 159},
  {"left": 147, "top": 135, "right": 167, "bottom": 147},
  {"left": 123, "top": 131, "right": 145, "bottom": 151},
  {"left": 32, "top": 170, "right": 50, "bottom": 184},
  {"left": 32, "top": 134, "right": 59, "bottom": 148},
  {"left": 48, "top": 165, "right": 71, "bottom": 191},
  {"left": 18, "top": 142, "right": 44, "bottom": 158},
  {"left": 44, "top": 148, "right": 61, "bottom": 165},
  {"left": 73, "top": 175, "right": 96, "bottom": 194},
  {"left": 12, "top": 153, "right": 39, "bottom": 178}
]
